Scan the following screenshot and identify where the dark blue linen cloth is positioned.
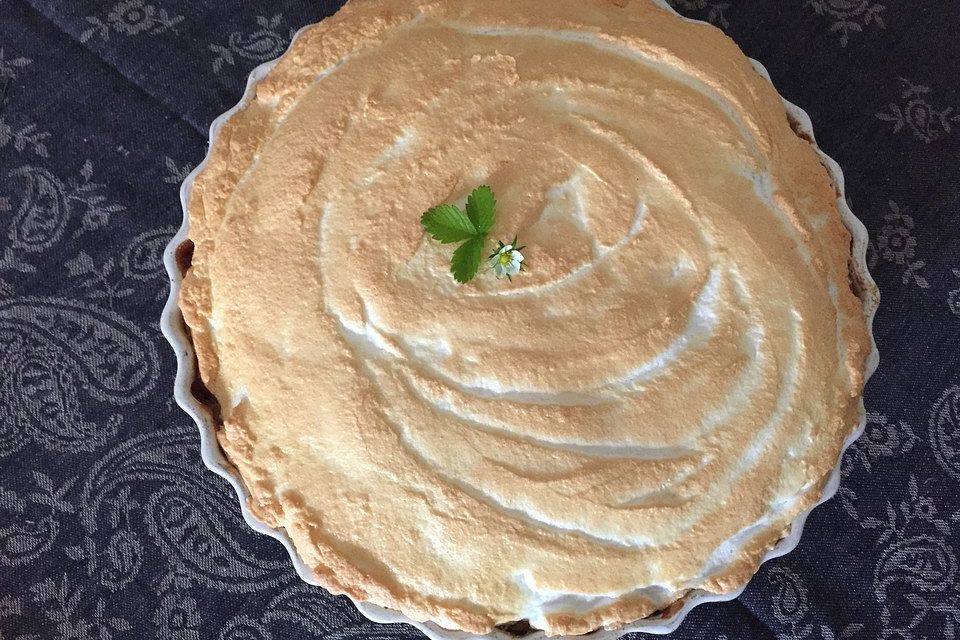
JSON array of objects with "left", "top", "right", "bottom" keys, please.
[{"left": 1, "top": 1, "right": 959, "bottom": 638}]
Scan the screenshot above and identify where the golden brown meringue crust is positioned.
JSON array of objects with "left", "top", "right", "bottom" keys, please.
[{"left": 180, "top": 0, "right": 871, "bottom": 635}]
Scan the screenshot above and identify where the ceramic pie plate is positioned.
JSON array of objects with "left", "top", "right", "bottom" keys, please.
[{"left": 160, "top": 2, "right": 880, "bottom": 637}]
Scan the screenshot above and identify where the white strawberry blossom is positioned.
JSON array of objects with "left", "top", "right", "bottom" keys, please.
[{"left": 490, "top": 243, "right": 524, "bottom": 279}]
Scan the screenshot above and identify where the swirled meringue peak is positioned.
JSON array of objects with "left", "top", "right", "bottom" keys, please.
[{"left": 180, "top": 0, "right": 871, "bottom": 635}]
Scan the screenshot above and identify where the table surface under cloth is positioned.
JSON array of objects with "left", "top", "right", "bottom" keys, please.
[{"left": 1, "top": 1, "right": 959, "bottom": 638}]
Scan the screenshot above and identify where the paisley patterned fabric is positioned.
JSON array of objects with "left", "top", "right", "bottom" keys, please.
[{"left": 0, "top": 1, "right": 957, "bottom": 638}]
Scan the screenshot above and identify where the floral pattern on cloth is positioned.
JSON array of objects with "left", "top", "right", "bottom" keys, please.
[
  {"left": 876, "top": 79, "right": 960, "bottom": 144},
  {"left": 805, "top": 0, "right": 886, "bottom": 47},
  {"left": 0, "top": 0, "right": 959, "bottom": 638},
  {"left": 209, "top": 15, "right": 297, "bottom": 73},
  {"left": 80, "top": 0, "right": 184, "bottom": 43}
]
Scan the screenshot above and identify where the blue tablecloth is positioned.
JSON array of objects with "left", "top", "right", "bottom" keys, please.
[{"left": 2, "top": 1, "right": 959, "bottom": 638}]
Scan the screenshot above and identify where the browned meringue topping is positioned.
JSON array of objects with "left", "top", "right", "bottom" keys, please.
[{"left": 180, "top": 0, "right": 871, "bottom": 635}]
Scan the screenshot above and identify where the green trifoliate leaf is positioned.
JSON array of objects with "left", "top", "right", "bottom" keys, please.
[{"left": 419, "top": 185, "right": 517, "bottom": 285}]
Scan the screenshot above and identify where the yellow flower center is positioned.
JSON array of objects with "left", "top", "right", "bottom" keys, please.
[{"left": 498, "top": 252, "right": 513, "bottom": 266}]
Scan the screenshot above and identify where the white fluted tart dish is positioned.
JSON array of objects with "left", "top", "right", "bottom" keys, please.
[{"left": 162, "top": 0, "right": 879, "bottom": 637}]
